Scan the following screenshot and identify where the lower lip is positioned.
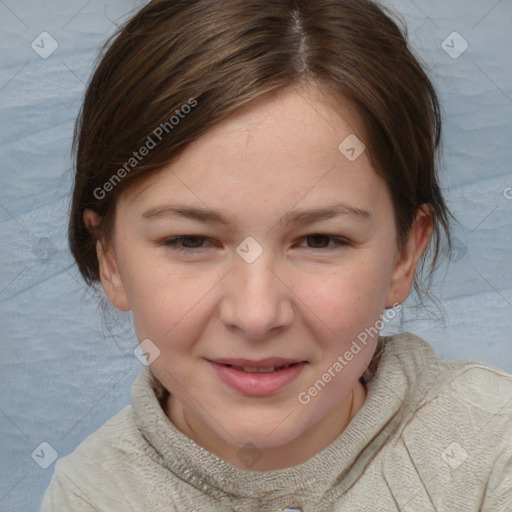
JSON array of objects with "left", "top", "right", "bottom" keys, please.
[{"left": 207, "top": 361, "right": 307, "bottom": 396}]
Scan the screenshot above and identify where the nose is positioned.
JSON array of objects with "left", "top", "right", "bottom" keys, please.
[{"left": 219, "top": 248, "right": 294, "bottom": 339}]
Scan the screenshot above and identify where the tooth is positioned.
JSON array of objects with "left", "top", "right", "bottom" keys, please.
[
  {"left": 257, "top": 366, "right": 276, "bottom": 373},
  {"left": 230, "top": 364, "right": 296, "bottom": 373}
]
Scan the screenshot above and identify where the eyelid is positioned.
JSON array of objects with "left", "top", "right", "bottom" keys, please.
[
  {"left": 162, "top": 235, "right": 213, "bottom": 251},
  {"left": 296, "top": 235, "right": 351, "bottom": 250},
  {"left": 161, "top": 234, "right": 351, "bottom": 252}
]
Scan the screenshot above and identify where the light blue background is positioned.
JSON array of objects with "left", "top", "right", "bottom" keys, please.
[{"left": 0, "top": 1, "right": 511, "bottom": 510}]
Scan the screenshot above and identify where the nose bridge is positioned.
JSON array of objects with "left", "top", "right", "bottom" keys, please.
[
  {"left": 222, "top": 237, "right": 292, "bottom": 336},
  {"left": 234, "top": 237, "right": 281, "bottom": 301}
]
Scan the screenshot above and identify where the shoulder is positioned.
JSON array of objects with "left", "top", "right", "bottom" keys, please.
[
  {"left": 58, "top": 404, "right": 151, "bottom": 466},
  {"left": 390, "top": 331, "right": 512, "bottom": 439},
  {"left": 418, "top": 338, "right": 512, "bottom": 429},
  {"left": 380, "top": 331, "right": 512, "bottom": 419},
  {"left": 380, "top": 332, "right": 512, "bottom": 510},
  {"left": 40, "top": 405, "right": 174, "bottom": 511},
  {"left": 435, "top": 356, "right": 512, "bottom": 414}
]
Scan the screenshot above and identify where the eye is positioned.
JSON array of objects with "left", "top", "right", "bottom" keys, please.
[
  {"left": 298, "top": 234, "right": 350, "bottom": 250},
  {"left": 161, "top": 234, "right": 351, "bottom": 253},
  {"left": 162, "top": 235, "right": 212, "bottom": 252}
]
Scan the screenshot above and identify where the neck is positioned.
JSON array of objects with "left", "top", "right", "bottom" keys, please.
[{"left": 166, "top": 378, "right": 367, "bottom": 470}]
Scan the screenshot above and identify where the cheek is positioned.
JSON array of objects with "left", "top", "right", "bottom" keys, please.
[
  {"left": 129, "top": 281, "right": 199, "bottom": 347},
  {"left": 122, "top": 252, "right": 220, "bottom": 350},
  {"left": 293, "top": 253, "right": 393, "bottom": 335},
  {"left": 114, "top": 243, "right": 178, "bottom": 337},
  {"left": 121, "top": 237, "right": 394, "bottom": 348}
]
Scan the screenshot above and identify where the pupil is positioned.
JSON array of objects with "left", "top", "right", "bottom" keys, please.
[
  {"left": 184, "top": 236, "right": 203, "bottom": 247},
  {"left": 307, "top": 235, "right": 328, "bottom": 248}
]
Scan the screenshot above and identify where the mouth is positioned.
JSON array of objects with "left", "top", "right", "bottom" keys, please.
[
  {"left": 207, "top": 359, "right": 308, "bottom": 396},
  {"left": 208, "top": 356, "right": 307, "bottom": 369},
  {"left": 219, "top": 362, "right": 302, "bottom": 373}
]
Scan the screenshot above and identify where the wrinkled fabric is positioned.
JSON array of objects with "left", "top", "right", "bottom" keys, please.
[{"left": 40, "top": 332, "right": 512, "bottom": 511}]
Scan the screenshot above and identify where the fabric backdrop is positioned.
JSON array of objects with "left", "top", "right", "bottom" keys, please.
[{"left": 0, "top": 1, "right": 511, "bottom": 510}]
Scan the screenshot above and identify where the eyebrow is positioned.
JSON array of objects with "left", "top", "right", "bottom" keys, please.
[{"left": 141, "top": 201, "right": 372, "bottom": 227}]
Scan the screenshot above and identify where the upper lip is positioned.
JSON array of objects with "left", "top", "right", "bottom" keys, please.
[{"left": 208, "top": 357, "right": 306, "bottom": 368}]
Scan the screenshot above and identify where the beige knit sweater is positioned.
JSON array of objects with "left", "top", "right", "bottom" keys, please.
[{"left": 39, "top": 332, "right": 512, "bottom": 511}]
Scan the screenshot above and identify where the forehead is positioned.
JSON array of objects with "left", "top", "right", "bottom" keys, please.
[
  {"left": 196, "top": 82, "right": 365, "bottom": 162},
  {"left": 118, "top": 83, "right": 385, "bottom": 217}
]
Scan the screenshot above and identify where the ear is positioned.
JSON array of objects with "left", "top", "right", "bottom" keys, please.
[
  {"left": 384, "top": 205, "right": 433, "bottom": 308},
  {"left": 83, "top": 209, "right": 131, "bottom": 312}
]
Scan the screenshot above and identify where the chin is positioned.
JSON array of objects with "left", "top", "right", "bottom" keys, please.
[
  {"left": 217, "top": 417, "right": 305, "bottom": 450},
  {"left": 230, "top": 432, "right": 298, "bottom": 452}
]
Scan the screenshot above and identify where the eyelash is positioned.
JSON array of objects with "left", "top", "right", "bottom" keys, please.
[{"left": 162, "top": 234, "right": 350, "bottom": 252}]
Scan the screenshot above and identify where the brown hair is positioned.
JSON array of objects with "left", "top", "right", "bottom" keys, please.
[{"left": 69, "top": 0, "right": 453, "bottom": 304}]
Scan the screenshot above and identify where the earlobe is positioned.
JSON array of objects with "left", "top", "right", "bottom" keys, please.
[
  {"left": 96, "top": 239, "right": 131, "bottom": 312},
  {"left": 385, "top": 206, "right": 433, "bottom": 308},
  {"left": 83, "top": 208, "right": 131, "bottom": 312}
]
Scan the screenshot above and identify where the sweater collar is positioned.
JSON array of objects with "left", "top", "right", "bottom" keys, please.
[{"left": 131, "top": 332, "right": 438, "bottom": 501}]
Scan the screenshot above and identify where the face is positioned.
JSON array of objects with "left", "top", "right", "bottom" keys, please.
[{"left": 86, "top": 82, "right": 431, "bottom": 469}]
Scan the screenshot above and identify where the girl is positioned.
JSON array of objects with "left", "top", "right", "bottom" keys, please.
[{"left": 40, "top": 0, "right": 512, "bottom": 510}]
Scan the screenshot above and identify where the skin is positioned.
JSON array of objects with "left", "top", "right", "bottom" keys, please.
[{"left": 84, "top": 81, "right": 432, "bottom": 471}]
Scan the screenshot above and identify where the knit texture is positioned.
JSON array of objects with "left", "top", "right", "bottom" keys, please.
[{"left": 40, "top": 332, "right": 512, "bottom": 511}]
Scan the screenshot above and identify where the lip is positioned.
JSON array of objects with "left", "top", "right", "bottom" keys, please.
[
  {"left": 207, "top": 360, "right": 307, "bottom": 396},
  {"left": 209, "top": 357, "right": 306, "bottom": 368}
]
